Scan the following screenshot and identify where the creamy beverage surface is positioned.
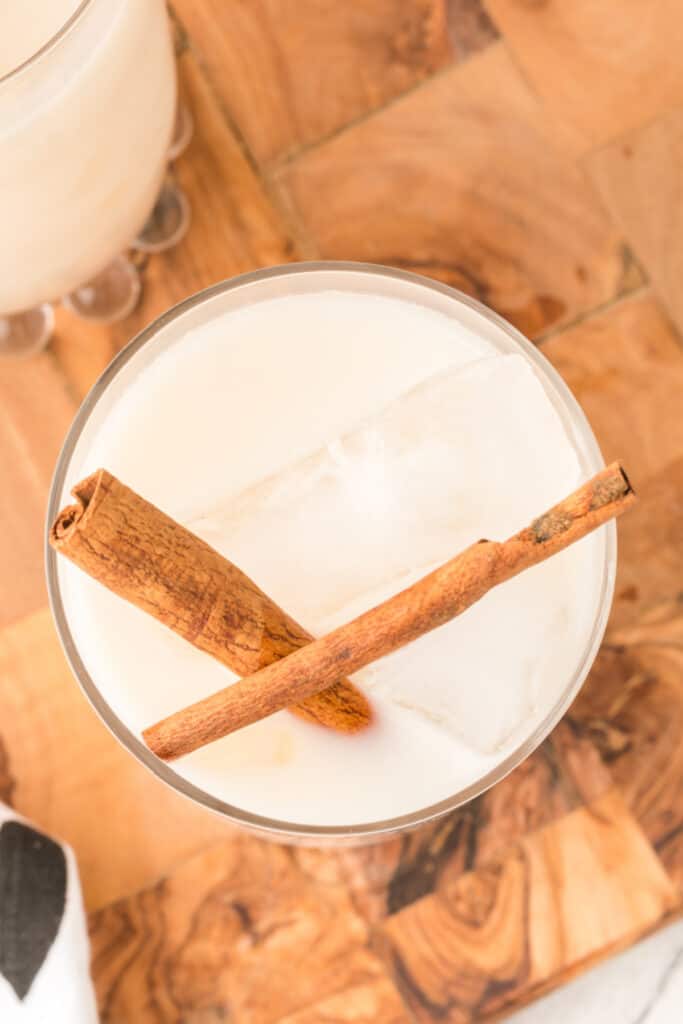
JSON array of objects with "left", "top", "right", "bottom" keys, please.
[
  {"left": 0, "top": 0, "right": 80, "bottom": 78},
  {"left": 58, "top": 279, "right": 604, "bottom": 827},
  {"left": 0, "top": 0, "right": 175, "bottom": 313}
]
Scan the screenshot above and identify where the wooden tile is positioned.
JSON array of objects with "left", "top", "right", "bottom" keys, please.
[
  {"left": 276, "top": 45, "right": 631, "bottom": 338},
  {"left": 375, "top": 790, "right": 676, "bottom": 1022},
  {"left": 89, "top": 837, "right": 409, "bottom": 1023},
  {"left": 176, "top": 0, "right": 454, "bottom": 166},
  {"left": 52, "top": 48, "right": 298, "bottom": 400},
  {"left": 587, "top": 106, "right": 683, "bottom": 335},
  {"left": 541, "top": 292, "right": 683, "bottom": 628},
  {"left": 0, "top": 609, "right": 233, "bottom": 911},
  {"left": 484, "top": 0, "right": 683, "bottom": 155},
  {"left": 572, "top": 599, "right": 683, "bottom": 893},
  {"left": 0, "top": 353, "right": 75, "bottom": 628},
  {"left": 293, "top": 721, "right": 611, "bottom": 924}
]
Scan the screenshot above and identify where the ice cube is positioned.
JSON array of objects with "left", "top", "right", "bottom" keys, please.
[
  {"left": 330, "top": 540, "right": 593, "bottom": 754},
  {"left": 189, "top": 353, "right": 593, "bottom": 754},
  {"left": 190, "top": 354, "right": 581, "bottom": 621}
]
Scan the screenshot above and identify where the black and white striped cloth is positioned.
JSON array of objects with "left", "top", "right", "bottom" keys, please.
[{"left": 0, "top": 805, "right": 96, "bottom": 1021}]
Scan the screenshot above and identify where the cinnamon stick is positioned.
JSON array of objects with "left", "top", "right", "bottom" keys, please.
[
  {"left": 143, "top": 462, "right": 635, "bottom": 760},
  {"left": 49, "top": 470, "right": 372, "bottom": 732}
]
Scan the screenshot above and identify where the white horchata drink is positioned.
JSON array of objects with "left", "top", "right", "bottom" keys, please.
[
  {"left": 0, "top": 0, "right": 175, "bottom": 314},
  {"left": 56, "top": 270, "right": 606, "bottom": 828}
]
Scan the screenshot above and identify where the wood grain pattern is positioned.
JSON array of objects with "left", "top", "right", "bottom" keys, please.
[
  {"left": 275, "top": 45, "right": 634, "bottom": 338},
  {"left": 376, "top": 790, "right": 677, "bottom": 1022},
  {"left": 87, "top": 790, "right": 676, "bottom": 1022},
  {"left": 540, "top": 290, "right": 683, "bottom": 896},
  {"left": 0, "top": 609, "right": 234, "bottom": 911},
  {"left": 484, "top": 0, "right": 683, "bottom": 155},
  {"left": 292, "top": 719, "right": 612, "bottom": 923},
  {"left": 175, "top": 0, "right": 455, "bottom": 166},
  {"left": 52, "top": 48, "right": 299, "bottom": 401},
  {"left": 572, "top": 602, "right": 683, "bottom": 894},
  {"left": 587, "top": 106, "right": 683, "bottom": 336},
  {"left": 89, "top": 838, "right": 410, "bottom": 1023},
  {"left": 0, "top": 353, "right": 75, "bottom": 629},
  {"left": 541, "top": 292, "right": 683, "bottom": 630}
]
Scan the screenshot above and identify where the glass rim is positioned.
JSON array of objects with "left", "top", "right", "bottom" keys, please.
[
  {"left": 0, "top": 0, "right": 93, "bottom": 87},
  {"left": 45, "top": 261, "right": 616, "bottom": 844}
]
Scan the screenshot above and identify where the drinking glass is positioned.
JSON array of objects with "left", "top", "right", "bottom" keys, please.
[
  {"left": 46, "top": 263, "right": 616, "bottom": 845},
  {"left": 0, "top": 0, "right": 191, "bottom": 357}
]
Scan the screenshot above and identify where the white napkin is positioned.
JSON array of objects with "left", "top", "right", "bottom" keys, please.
[{"left": 0, "top": 804, "right": 97, "bottom": 1023}]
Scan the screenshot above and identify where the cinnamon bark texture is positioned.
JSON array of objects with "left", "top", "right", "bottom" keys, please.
[
  {"left": 142, "top": 462, "right": 635, "bottom": 760},
  {"left": 50, "top": 470, "right": 371, "bottom": 733}
]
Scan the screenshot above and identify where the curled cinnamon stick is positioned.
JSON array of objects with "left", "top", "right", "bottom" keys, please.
[
  {"left": 50, "top": 470, "right": 372, "bottom": 733},
  {"left": 143, "top": 462, "right": 635, "bottom": 760}
]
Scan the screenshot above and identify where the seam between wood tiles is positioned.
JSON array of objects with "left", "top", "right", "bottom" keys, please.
[
  {"left": 544, "top": 228, "right": 683, "bottom": 355},
  {"left": 85, "top": 836, "right": 236, "bottom": 916},
  {"left": 579, "top": 100, "right": 683, "bottom": 169},
  {"left": 576, "top": 110, "right": 683, "bottom": 356},
  {"left": 535, "top": 279, "right": 652, "bottom": 348},
  {"left": 372, "top": 893, "right": 681, "bottom": 1024},
  {"left": 267, "top": 38, "right": 505, "bottom": 175},
  {"left": 495, "top": 21, "right": 683, "bottom": 165},
  {"left": 375, "top": 787, "right": 675, "bottom": 926},
  {"left": 175, "top": 16, "right": 318, "bottom": 262},
  {"left": 262, "top": 174, "right": 321, "bottom": 261}
]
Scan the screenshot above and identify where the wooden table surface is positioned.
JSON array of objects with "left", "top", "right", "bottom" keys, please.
[{"left": 2, "top": 2, "right": 683, "bottom": 1020}]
